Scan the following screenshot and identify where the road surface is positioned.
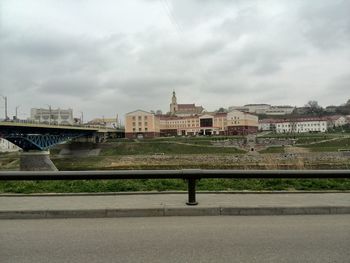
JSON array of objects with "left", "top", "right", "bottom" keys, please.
[{"left": 1, "top": 215, "right": 349, "bottom": 263}]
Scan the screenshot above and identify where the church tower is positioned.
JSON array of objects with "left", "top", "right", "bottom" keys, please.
[{"left": 170, "top": 91, "right": 178, "bottom": 115}]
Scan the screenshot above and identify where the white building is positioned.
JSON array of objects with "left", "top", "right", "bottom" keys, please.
[
  {"left": 88, "top": 117, "right": 120, "bottom": 129},
  {"left": 326, "top": 115, "right": 347, "bottom": 128},
  {"left": 229, "top": 104, "right": 294, "bottom": 115},
  {"left": 258, "top": 119, "right": 277, "bottom": 131},
  {"left": 229, "top": 104, "right": 270, "bottom": 114},
  {"left": 30, "top": 108, "right": 74, "bottom": 125},
  {"left": 264, "top": 106, "right": 295, "bottom": 115},
  {"left": 275, "top": 118, "right": 327, "bottom": 133},
  {"left": 0, "top": 138, "right": 20, "bottom": 152}
]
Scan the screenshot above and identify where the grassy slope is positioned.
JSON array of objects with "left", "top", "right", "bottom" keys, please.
[
  {"left": 259, "top": 146, "right": 285, "bottom": 153},
  {"left": 300, "top": 137, "right": 350, "bottom": 152},
  {"left": 1, "top": 136, "right": 349, "bottom": 193},
  {"left": 100, "top": 141, "right": 245, "bottom": 155}
]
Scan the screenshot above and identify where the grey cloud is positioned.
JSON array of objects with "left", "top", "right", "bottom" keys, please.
[
  {"left": 0, "top": 29, "right": 132, "bottom": 95},
  {"left": 112, "top": 76, "right": 193, "bottom": 97},
  {"left": 298, "top": 0, "right": 350, "bottom": 49},
  {"left": 1, "top": 0, "right": 350, "bottom": 120},
  {"left": 328, "top": 74, "right": 350, "bottom": 94},
  {"left": 169, "top": 0, "right": 246, "bottom": 26},
  {"left": 210, "top": 43, "right": 297, "bottom": 76},
  {"left": 38, "top": 75, "right": 101, "bottom": 97},
  {"left": 218, "top": 5, "right": 262, "bottom": 40},
  {"left": 180, "top": 39, "right": 228, "bottom": 59}
]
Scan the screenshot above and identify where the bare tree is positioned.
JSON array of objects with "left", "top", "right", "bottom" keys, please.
[{"left": 304, "top": 100, "right": 324, "bottom": 116}]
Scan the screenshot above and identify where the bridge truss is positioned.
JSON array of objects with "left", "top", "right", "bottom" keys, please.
[
  {"left": 0, "top": 123, "right": 95, "bottom": 151},
  {"left": 5, "top": 133, "right": 87, "bottom": 151}
]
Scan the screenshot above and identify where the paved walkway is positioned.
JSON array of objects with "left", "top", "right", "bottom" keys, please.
[{"left": 1, "top": 192, "right": 349, "bottom": 219}]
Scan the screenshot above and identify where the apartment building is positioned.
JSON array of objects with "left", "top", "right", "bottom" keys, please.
[
  {"left": 258, "top": 119, "right": 277, "bottom": 131},
  {"left": 229, "top": 104, "right": 294, "bottom": 115},
  {"left": 260, "top": 115, "right": 347, "bottom": 133},
  {"left": 125, "top": 110, "right": 160, "bottom": 139},
  {"left": 226, "top": 110, "right": 258, "bottom": 135},
  {"left": 0, "top": 138, "right": 20, "bottom": 152},
  {"left": 125, "top": 92, "right": 259, "bottom": 138},
  {"left": 88, "top": 117, "right": 119, "bottom": 129},
  {"left": 264, "top": 106, "right": 295, "bottom": 115},
  {"left": 125, "top": 110, "right": 258, "bottom": 138},
  {"left": 159, "top": 113, "right": 229, "bottom": 136},
  {"left": 275, "top": 118, "right": 327, "bottom": 133},
  {"left": 229, "top": 104, "right": 270, "bottom": 114},
  {"left": 30, "top": 108, "right": 74, "bottom": 125},
  {"left": 326, "top": 115, "right": 347, "bottom": 128}
]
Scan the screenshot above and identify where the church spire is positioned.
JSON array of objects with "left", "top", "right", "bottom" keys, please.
[
  {"left": 172, "top": 90, "right": 177, "bottom": 104},
  {"left": 170, "top": 90, "right": 178, "bottom": 115}
]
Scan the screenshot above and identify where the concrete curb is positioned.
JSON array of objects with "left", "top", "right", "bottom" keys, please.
[
  {"left": 1, "top": 190, "right": 350, "bottom": 197},
  {"left": 1, "top": 206, "right": 350, "bottom": 219}
]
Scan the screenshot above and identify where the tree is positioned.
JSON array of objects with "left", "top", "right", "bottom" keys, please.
[
  {"left": 304, "top": 100, "right": 324, "bottom": 116},
  {"left": 216, "top": 107, "right": 227, "bottom": 113},
  {"left": 305, "top": 100, "right": 320, "bottom": 109}
]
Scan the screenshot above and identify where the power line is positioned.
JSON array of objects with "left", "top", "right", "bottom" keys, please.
[
  {"left": 164, "top": 0, "right": 183, "bottom": 32},
  {"left": 159, "top": 0, "right": 182, "bottom": 34}
]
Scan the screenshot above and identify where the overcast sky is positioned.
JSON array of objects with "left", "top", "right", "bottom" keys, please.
[{"left": 0, "top": 0, "right": 349, "bottom": 121}]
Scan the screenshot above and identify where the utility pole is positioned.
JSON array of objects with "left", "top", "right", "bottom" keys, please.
[
  {"left": 1, "top": 96, "right": 8, "bottom": 120},
  {"left": 15, "top": 105, "right": 20, "bottom": 120},
  {"left": 5, "top": 96, "right": 8, "bottom": 120},
  {"left": 80, "top": 111, "right": 84, "bottom": 125}
]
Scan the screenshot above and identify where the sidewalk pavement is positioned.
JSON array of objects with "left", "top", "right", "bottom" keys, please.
[{"left": 1, "top": 192, "right": 349, "bottom": 219}]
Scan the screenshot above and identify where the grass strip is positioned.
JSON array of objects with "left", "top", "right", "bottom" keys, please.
[{"left": 1, "top": 178, "right": 349, "bottom": 193}]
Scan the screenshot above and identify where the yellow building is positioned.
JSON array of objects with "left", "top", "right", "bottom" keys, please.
[
  {"left": 226, "top": 110, "right": 259, "bottom": 135},
  {"left": 125, "top": 110, "right": 258, "bottom": 138},
  {"left": 125, "top": 110, "right": 160, "bottom": 138},
  {"left": 125, "top": 92, "right": 258, "bottom": 138}
]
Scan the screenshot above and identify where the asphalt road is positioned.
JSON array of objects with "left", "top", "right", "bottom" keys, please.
[{"left": 1, "top": 215, "right": 349, "bottom": 263}]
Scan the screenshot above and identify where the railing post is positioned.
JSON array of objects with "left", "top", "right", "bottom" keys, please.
[{"left": 186, "top": 178, "right": 198, "bottom": 206}]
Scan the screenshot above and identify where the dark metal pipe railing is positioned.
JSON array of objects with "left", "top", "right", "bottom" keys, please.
[{"left": 0, "top": 170, "right": 349, "bottom": 205}]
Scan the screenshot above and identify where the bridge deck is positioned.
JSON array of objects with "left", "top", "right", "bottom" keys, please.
[{"left": 0, "top": 121, "right": 119, "bottom": 133}]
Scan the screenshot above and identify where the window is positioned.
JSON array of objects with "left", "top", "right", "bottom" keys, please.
[
  {"left": 138, "top": 122, "right": 142, "bottom": 126},
  {"left": 138, "top": 128, "right": 141, "bottom": 131},
  {"left": 145, "top": 128, "right": 148, "bottom": 131},
  {"left": 144, "top": 122, "right": 148, "bottom": 126},
  {"left": 132, "top": 122, "right": 135, "bottom": 126},
  {"left": 200, "top": 118, "right": 213, "bottom": 127},
  {"left": 133, "top": 128, "right": 136, "bottom": 132},
  {"left": 138, "top": 116, "right": 142, "bottom": 120},
  {"left": 132, "top": 116, "right": 135, "bottom": 120}
]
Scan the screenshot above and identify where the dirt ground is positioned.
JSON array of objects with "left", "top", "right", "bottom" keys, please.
[{"left": 284, "top": 146, "right": 310, "bottom": 154}]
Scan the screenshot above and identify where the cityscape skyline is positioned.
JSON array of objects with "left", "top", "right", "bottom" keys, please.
[{"left": 1, "top": 91, "right": 350, "bottom": 122}]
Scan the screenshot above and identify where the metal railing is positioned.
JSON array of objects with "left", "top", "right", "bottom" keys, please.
[{"left": 0, "top": 170, "right": 349, "bottom": 205}]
